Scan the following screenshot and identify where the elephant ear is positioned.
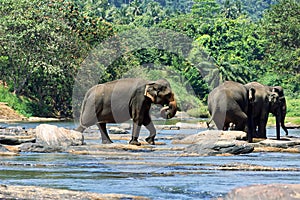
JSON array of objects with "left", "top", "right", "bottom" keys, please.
[
  {"left": 248, "top": 88, "right": 255, "bottom": 103},
  {"left": 144, "top": 83, "right": 156, "bottom": 102}
]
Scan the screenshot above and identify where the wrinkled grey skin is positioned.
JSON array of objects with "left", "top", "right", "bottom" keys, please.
[
  {"left": 245, "top": 82, "right": 288, "bottom": 139},
  {"left": 207, "top": 81, "right": 255, "bottom": 141},
  {"left": 266, "top": 85, "right": 288, "bottom": 138},
  {"left": 75, "top": 78, "right": 177, "bottom": 146}
]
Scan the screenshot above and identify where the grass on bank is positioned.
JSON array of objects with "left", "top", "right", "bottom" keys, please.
[
  {"left": 267, "top": 116, "right": 300, "bottom": 127},
  {"left": 0, "top": 86, "right": 33, "bottom": 117},
  {"left": 286, "top": 97, "right": 300, "bottom": 117}
]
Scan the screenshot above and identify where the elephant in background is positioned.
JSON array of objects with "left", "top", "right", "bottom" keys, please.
[
  {"left": 245, "top": 82, "right": 288, "bottom": 139},
  {"left": 207, "top": 81, "right": 255, "bottom": 142},
  {"left": 75, "top": 78, "right": 177, "bottom": 146}
]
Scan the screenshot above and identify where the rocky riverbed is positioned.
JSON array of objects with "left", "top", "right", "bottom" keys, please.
[
  {"left": 1, "top": 123, "right": 300, "bottom": 155},
  {"left": 0, "top": 122, "right": 300, "bottom": 199}
]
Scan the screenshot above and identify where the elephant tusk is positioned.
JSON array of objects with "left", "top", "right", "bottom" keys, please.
[
  {"left": 160, "top": 106, "right": 169, "bottom": 112},
  {"left": 160, "top": 106, "right": 170, "bottom": 119}
]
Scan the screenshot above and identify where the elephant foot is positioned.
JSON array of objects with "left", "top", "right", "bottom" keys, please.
[
  {"left": 145, "top": 137, "right": 155, "bottom": 145},
  {"left": 129, "top": 137, "right": 141, "bottom": 146},
  {"left": 102, "top": 139, "right": 113, "bottom": 144}
]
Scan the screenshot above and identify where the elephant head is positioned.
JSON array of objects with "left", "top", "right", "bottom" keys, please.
[
  {"left": 144, "top": 79, "right": 177, "bottom": 119},
  {"left": 269, "top": 86, "right": 288, "bottom": 137}
]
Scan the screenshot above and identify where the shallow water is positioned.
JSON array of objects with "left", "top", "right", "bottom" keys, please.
[{"left": 0, "top": 121, "right": 300, "bottom": 199}]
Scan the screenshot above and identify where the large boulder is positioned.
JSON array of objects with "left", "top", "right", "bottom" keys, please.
[
  {"left": 36, "top": 124, "right": 84, "bottom": 147},
  {"left": 173, "top": 130, "right": 253, "bottom": 156},
  {"left": 222, "top": 184, "right": 300, "bottom": 200}
]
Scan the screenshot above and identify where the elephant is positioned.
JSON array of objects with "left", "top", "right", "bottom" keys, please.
[
  {"left": 244, "top": 82, "right": 288, "bottom": 139},
  {"left": 75, "top": 78, "right": 177, "bottom": 146},
  {"left": 207, "top": 81, "right": 255, "bottom": 142}
]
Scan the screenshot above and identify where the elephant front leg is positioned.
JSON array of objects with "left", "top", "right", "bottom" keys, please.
[
  {"left": 129, "top": 122, "right": 142, "bottom": 146},
  {"left": 97, "top": 123, "right": 113, "bottom": 144}
]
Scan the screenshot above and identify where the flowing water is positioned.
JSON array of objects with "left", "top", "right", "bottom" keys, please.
[{"left": 0, "top": 121, "right": 300, "bottom": 199}]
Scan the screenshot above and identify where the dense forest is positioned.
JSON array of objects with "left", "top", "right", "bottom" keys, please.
[{"left": 0, "top": 0, "right": 299, "bottom": 118}]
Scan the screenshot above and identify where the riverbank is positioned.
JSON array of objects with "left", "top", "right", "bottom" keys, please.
[{"left": 0, "top": 102, "right": 68, "bottom": 123}]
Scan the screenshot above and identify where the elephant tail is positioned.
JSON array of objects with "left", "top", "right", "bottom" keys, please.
[
  {"left": 76, "top": 92, "right": 90, "bottom": 132},
  {"left": 206, "top": 118, "right": 212, "bottom": 129}
]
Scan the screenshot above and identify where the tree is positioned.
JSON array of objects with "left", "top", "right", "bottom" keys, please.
[
  {"left": 259, "top": 0, "right": 300, "bottom": 96},
  {"left": 0, "top": 0, "right": 113, "bottom": 116}
]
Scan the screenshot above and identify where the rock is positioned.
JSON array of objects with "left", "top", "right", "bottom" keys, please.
[
  {"left": 0, "top": 135, "right": 35, "bottom": 145},
  {"left": 3, "top": 145, "right": 20, "bottom": 153},
  {"left": 0, "top": 184, "right": 149, "bottom": 200},
  {"left": 108, "top": 127, "right": 129, "bottom": 134},
  {"left": 5, "top": 126, "right": 25, "bottom": 133},
  {"left": 186, "top": 140, "right": 253, "bottom": 156},
  {"left": 259, "top": 137, "right": 300, "bottom": 148},
  {"left": 20, "top": 143, "right": 66, "bottom": 153},
  {"left": 175, "top": 111, "right": 191, "bottom": 119},
  {"left": 175, "top": 122, "right": 205, "bottom": 129},
  {"left": 0, "top": 145, "right": 19, "bottom": 156},
  {"left": 119, "top": 123, "right": 131, "bottom": 130},
  {"left": 36, "top": 124, "right": 83, "bottom": 147},
  {"left": 173, "top": 130, "right": 247, "bottom": 144},
  {"left": 212, "top": 141, "right": 254, "bottom": 155},
  {"left": 222, "top": 184, "right": 300, "bottom": 200},
  {"left": 176, "top": 130, "right": 253, "bottom": 156}
]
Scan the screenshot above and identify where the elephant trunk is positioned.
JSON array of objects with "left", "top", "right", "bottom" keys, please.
[
  {"left": 280, "top": 98, "right": 288, "bottom": 136},
  {"left": 275, "top": 97, "right": 288, "bottom": 139},
  {"left": 160, "top": 93, "right": 177, "bottom": 119}
]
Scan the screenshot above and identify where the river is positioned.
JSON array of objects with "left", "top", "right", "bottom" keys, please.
[{"left": 0, "top": 121, "right": 299, "bottom": 199}]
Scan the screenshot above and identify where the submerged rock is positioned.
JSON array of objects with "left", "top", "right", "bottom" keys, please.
[
  {"left": 36, "top": 124, "right": 84, "bottom": 146},
  {"left": 0, "top": 184, "right": 149, "bottom": 200},
  {"left": 222, "top": 184, "right": 300, "bottom": 200}
]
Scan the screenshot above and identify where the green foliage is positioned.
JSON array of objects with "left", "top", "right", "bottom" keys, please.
[
  {"left": 0, "top": 86, "right": 32, "bottom": 117},
  {"left": 217, "top": 0, "right": 279, "bottom": 21},
  {"left": 286, "top": 98, "right": 300, "bottom": 117},
  {"left": 0, "top": 0, "right": 114, "bottom": 117},
  {"left": 0, "top": 0, "right": 299, "bottom": 118},
  {"left": 259, "top": 0, "right": 300, "bottom": 97}
]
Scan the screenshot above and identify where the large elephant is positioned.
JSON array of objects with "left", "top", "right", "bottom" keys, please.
[
  {"left": 207, "top": 81, "right": 255, "bottom": 141},
  {"left": 245, "top": 82, "right": 288, "bottom": 139},
  {"left": 75, "top": 78, "right": 177, "bottom": 146}
]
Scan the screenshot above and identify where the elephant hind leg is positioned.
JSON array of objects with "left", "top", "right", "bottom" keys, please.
[
  {"left": 144, "top": 121, "right": 156, "bottom": 145},
  {"left": 97, "top": 123, "right": 113, "bottom": 144},
  {"left": 232, "top": 112, "right": 247, "bottom": 131},
  {"left": 212, "top": 112, "right": 226, "bottom": 130},
  {"left": 75, "top": 125, "right": 86, "bottom": 133}
]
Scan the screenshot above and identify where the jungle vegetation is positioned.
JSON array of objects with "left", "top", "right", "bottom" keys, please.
[{"left": 0, "top": 0, "right": 299, "bottom": 117}]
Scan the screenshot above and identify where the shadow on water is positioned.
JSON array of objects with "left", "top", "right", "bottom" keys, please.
[{"left": 0, "top": 120, "right": 300, "bottom": 199}]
